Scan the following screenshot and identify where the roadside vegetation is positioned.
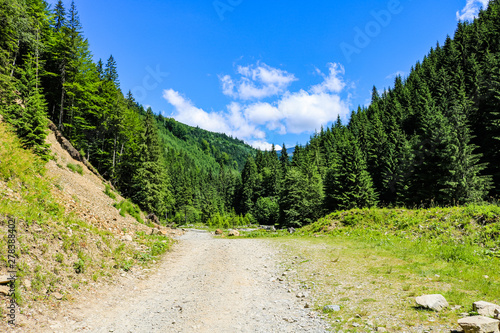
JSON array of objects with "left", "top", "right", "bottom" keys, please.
[{"left": 243, "top": 205, "right": 500, "bottom": 331}]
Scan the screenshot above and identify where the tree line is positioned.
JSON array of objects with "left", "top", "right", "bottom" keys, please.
[
  {"left": 0, "top": 0, "right": 253, "bottom": 224},
  {"left": 237, "top": 0, "right": 500, "bottom": 228},
  {"left": 1, "top": 0, "right": 500, "bottom": 228}
]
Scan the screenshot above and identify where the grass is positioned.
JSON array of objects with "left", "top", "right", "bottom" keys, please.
[
  {"left": 67, "top": 163, "right": 83, "bottom": 175},
  {"left": 104, "top": 184, "right": 116, "bottom": 200},
  {"left": 113, "top": 199, "right": 144, "bottom": 224},
  {"left": 247, "top": 205, "right": 500, "bottom": 331}
]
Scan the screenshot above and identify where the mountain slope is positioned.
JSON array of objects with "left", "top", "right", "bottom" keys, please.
[{"left": 0, "top": 118, "right": 180, "bottom": 329}]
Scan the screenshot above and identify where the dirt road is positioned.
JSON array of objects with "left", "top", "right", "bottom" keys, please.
[{"left": 52, "top": 230, "right": 331, "bottom": 332}]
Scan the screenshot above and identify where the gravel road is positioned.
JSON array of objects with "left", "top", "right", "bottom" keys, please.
[{"left": 54, "top": 230, "right": 331, "bottom": 333}]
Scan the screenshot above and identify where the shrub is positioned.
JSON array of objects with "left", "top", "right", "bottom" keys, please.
[
  {"left": 104, "top": 184, "right": 116, "bottom": 199},
  {"left": 67, "top": 163, "right": 83, "bottom": 175}
]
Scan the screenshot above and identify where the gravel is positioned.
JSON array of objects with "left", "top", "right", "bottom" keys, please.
[{"left": 51, "top": 230, "right": 332, "bottom": 333}]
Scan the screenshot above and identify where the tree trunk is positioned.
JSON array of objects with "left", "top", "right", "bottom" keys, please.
[{"left": 9, "top": 40, "right": 19, "bottom": 78}]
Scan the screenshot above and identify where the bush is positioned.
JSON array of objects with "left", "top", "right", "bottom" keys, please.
[
  {"left": 67, "top": 163, "right": 83, "bottom": 175},
  {"left": 104, "top": 184, "right": 116, "bottom": 199},
  {"left": 113, "top": 200, "right": 144, "bottom": 224}
]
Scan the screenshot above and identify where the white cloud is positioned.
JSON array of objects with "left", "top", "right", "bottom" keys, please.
[
  {"left": 162, "top": 89, "right": 230, "bottom": 134},
  {"left": 246, "top": 140, "right": 282, "bottom": 151},
  {"left": 220, "top": 62, "right": 297, "bottom": 100},
  {"left": 456, "top": 0, "right": 490, "bottom": 21},
  {"left": 278, "top": 90, "right": 350, "bottom": 134},
  {"left": 386, "top": 71, "right": 405, "bottom": 80},
  {"left": 164, "top": 62, "right": 350, "bottom": 150},
  {"left": 310, "top": 63, "right": 346, "bottom": 94}
]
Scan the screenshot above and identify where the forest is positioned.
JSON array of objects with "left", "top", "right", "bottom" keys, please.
[{"left": 1, "top": 0, "right": 500, "bottom": 228}]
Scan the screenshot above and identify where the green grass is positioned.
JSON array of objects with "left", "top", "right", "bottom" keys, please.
[
  {"left": 67, "top": 163, "right": 83, "bottom": 175},
  {"left": 113, "top": 199, "right": 144, "bottom": 224},
  {"left": 104, "top": 184, "right": 116, "bottom": 200},
  {"left": 248, "top": 205, "right": 500, "bottom": 330}
]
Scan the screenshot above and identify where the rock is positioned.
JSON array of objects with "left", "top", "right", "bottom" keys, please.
[
  {"left": 376, "top": 328, "right": 388, "bottom": 333},
  {"left": 146, "top": 213, "right": 160, "bottom": 225},
  {"left": 122, "top": 235, "right": 133, "bottom": 242},
  {"left": 23, "top": 279, "right": 31, "bottom": 289},
  {"left": 458, "top": 316, "right": 500, "bottom": 333},
  {"left": 215, "top": 229, "right": 223, "bottom": 235},
  {"left": 151, "top": 228, "right": 160, "bottom": 235},
  {"left": 323, "top": 305, "right": 341, "bottom": 313},
  {"left": 52, "top": 292, "right": 63, "bottom": 300},
  {"left": 304, "top": 303, "right": 311, "bottom": 308},
  {"left": 0, "top": 285, "right": 10, "bottom": 296},
  {"left": 228, "top": 229, "right": 240, "bottom": 237},
  {"left": 496, "top": 309, "right": 500, "bottom": 319},
  {"left": 474, "top": 301, "right": 500, "bottom": 318},
  {"left": 260, "top": 225, "right": 276, "bottom": 231},
  {"left": 296, "top": 292, "right": 305, "bottom": 298},
  {"left": 415, "top": 294, "right": 449, "bottom": 311},
  {"left": 288, "top": 227, "right": 295, "bottom": 234},
  {"left": 0, "top": 275, "right": 13, "bottom": 284}
]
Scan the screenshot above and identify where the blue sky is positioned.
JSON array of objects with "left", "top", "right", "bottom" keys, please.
[{"left": 47, "top": 0, "right": 491, "bottom": 150}]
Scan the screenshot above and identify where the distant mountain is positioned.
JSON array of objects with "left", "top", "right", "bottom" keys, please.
[{"left": 156, "top": 114, "right": 256, "bottom": 172}]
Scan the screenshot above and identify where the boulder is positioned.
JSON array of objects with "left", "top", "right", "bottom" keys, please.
[
  {"left": 0, "top": 285, "right": 10, "bottom": 296},
  {"left": 496, "top": 309, "right": 500, "bottom": 319},
  {"left": 151, "top": 228, "right": 162, "bottom": 235},
  {"left": 215, "top": 229, "right": 223, "bottom": 235},
  {"left": 323, "top": 305, "right": 341, "bottom": 313},
  {"left": 146, "top": 213, "right": 160, "bottom": 225},
  {"left": 0, "top": 275, "right": 13, "bottom": 284},
  {"left": 474, "top": 301, "right": 500, "bottom": 318},
  {"left": 228, "top": 229, "right": 240, "bottom": 237},
  {"left": 415, "top": 294, "right": 449, "bottom": 311},
  {"left": 122, "top": 234, "right": 133, "bottom": 242},
  {"left": 458, "top": 316, "right": 500, "bottom": 333},
  {"left": 52, "top": 292, "right": 63, "bottom": 300},
  {"left": 260, "top": 225, "right": 276, "bottom": 231}
]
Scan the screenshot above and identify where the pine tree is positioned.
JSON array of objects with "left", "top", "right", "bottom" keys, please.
[
  {"left": 131, "top": 108, "right": 173, "bottom": 216},
  {"left": 14, "top": 53, "right": 50, "bottom": 159},
  {"left": 240, "top": 156, "right": 258, "bottom": 213},
  {"left": 279, "top": 143, "right": 290, "bottom": 173}
]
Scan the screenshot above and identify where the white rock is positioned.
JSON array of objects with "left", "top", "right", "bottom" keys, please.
[
  {"left": 458, "top": 316, "right": 500, "bottom": 333},
  {"left": 0, "top": 275, "right": 13, "bottom": 284},
  {"left": 0, "top": 285, "right": 10, "bottom": 296},
  {"left": 474, "top": 301, "right": 500, "bottom": 318},
  {"left": 122, "top": 234, "right": 133, "bottom": 242},
  {"left": 415, "top": 294, "right": 449, "bottom": 311},
  {"left": 228, "top": 229, "right": 240, "bottom": 237}
]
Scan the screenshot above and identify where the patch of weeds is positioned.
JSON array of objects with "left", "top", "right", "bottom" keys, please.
[
  {"left": 54, "top": 252, "right": 64, "bottom": 264},
  {"left": 92, "top": 272, "right": 99, "bottom": 282},
  {"left": 67, "top": 163, "right": 83, "bottom": 175},
  {"left": 402, "top": 284, "right": 411, "bottom": 291},
  {"left": 104, "top": 184, "right": 116, "bottom": 200},
  {"left": 113, "top": 199, "right": 144, "bottom": 224},
  {"left": 31, "top": 272, "right": 45, "bottom": 292},
  {"left": 361, "top": 298, "right": 377, "bottom": 303},
  {"left": 55, "top": 183, "right": 63, "bottom": 191},
  {"left": 73, "top": 252, "right": 88, "bottom": 274}
]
